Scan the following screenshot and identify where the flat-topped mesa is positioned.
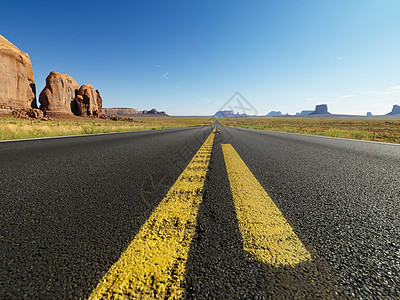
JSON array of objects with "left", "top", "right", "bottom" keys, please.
[
  {"left": 73, "top": 84, "right": 102, "bottom": 116},
  {"left": 310, "top": 104, "right": 330, "bottom": 115},
  {"left": 103, "top": 108, "right": 140, "bottom": 115},
  {"left": 39, "top": 72, "right": 79, "bottom": 115},
  {"left": 143, "top": 108, "right": 167, "bottom": 115},
  {"left": 267, "top": 111, "right": 282, "bottom": 116},
  {"left": 0, "top": 35, "right": 37, "bottom": 112}
]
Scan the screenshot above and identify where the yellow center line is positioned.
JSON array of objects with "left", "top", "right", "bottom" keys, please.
[
  {"left": 90, "top": 128, "right": 216, "bottom": 299},
  {"left": 221, "top": 144, "right": 311, "bottom": 266}
]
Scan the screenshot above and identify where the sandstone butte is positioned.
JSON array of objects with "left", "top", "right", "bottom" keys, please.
[
  {"left": 74, "top": 84, "right": 102, "bottom": 116},
  {"left": 39, "top": 72, "right": 103, "bottom": 116},
  {"left": 39, "top": 71, "right": 80, "bottom": 115},
  {"left": 0, "top": 34, "right": 37, "bottom": 114}
]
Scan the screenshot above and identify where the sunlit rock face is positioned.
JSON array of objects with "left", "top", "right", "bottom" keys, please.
[
  {"left": 39, "top": 71, "right": 80, "bottom": 115},
  {"left": 74, "top": 84, "right": 102, "bottom": 116},
  {"left": 0, "top": 35, "right": 37, "bottom": 112}
]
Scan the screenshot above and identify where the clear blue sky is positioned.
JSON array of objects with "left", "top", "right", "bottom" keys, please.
[{"left": 1, "top": 0, "right": 399, "bottom": 115}]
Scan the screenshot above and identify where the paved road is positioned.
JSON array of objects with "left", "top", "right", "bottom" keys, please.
[{"left": 1, "top": 124, "right": 399, "bottom": 298}]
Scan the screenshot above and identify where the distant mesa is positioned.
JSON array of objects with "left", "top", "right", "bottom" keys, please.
[
  {"left": 367, "top": 112, "right": 373, "bottom": 117},
  {"left": 386, "top": 104, "right": 400, "bottom": 115},
  {"left": 0, "top": 34, "right": 37, "bottom": 114},
  {"left": 309, "top": 104, "right": 330, "bottom": 115},
  {"left": 214, "top": 110, "right": 247, "bottom": 117},
  {"left": 103, "top": 108, "right": 139, "bottom": 115},
  {"left": 294, "top": 110, "right": 313, "bottom": 116},
  {"left": 300, "top": 110, "right": 313, "bottom": 116},
  {"left": 214, "top": 110, "right": 233, "bottom": 117},
  {"left": 141, "top": 108, "right": 167, "bottom": 115},
  {"left": 267, "top": 111, "right": 282, "bottom": 116},
  {"left": 103, "top": 108, "right": 168, "bottom": 116}
]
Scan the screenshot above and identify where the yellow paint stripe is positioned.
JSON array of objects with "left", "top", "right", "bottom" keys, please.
[
  {"left": 90, "top": 128, "right": 216, "bottom": 299},
  {"left": 222, "top": 144, "right": 311, "bottom": 266}
]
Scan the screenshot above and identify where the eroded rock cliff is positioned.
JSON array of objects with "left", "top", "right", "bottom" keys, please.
[
  {"left": 39, "top": 72, "right": 79, "bottom": 115},
  {"left": 74, "top": 84, "right": 102, "bottom": 116},
  {"left": 103, "top": 108, "right": 140, "bottom": 115},
  {"left": 0, "top": 35, "right": 37, "bottom": 112}
]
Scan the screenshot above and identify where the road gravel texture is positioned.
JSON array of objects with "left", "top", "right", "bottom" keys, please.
[{"left": 1, "top": 123, "right": 399, "bottom": 298}]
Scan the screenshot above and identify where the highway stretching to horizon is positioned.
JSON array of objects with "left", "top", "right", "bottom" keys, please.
[{"left": 1, "top": 121, "right": 399, "bottom": 298}]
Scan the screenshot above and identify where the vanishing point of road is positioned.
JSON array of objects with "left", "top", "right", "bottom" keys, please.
[{"left": 1, "top": 122, "right": 399, "bottom": 298}]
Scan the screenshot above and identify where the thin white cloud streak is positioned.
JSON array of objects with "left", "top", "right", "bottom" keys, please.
[{"left": 367, "top": 85, "right": 400, "bottom": 95}]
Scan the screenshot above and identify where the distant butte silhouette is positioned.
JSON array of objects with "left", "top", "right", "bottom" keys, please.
[
  {"left": 309, "top": 104, "right": 330, "bottom": 115},
  {"left": 386, "top": 104, "right": 400, "bottom": 115}
]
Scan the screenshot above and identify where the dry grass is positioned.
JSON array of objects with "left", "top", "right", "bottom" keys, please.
[
  {"left": 218, "top": 117, "right": 400, "bottom": 144},
  {"left": 0, "top": 116, "right": 214, "bottom": 141},
  {"left": 3, "top": 115, "right": 399, "bottom": 144}
]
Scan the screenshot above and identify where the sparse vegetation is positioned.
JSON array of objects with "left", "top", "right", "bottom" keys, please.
[
  {"left": 218, "top": 117, "right": 400, "bottom": 144},
  {"left": 0, "top": 116, "right": 214, "bottom": 141},
  {"left": 2, "top": 116, "right": 399, "bottom": 144}
]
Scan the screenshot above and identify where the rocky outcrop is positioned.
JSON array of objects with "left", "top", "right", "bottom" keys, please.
[
  {"left": 73, "top": 84, "right": 102, "bottom": 116},
  {"left": 267, "top": 111, "right": 282, "bottom": 116},
  {"left": 39, "top": 72, "right": 79, "bottom": 115},
  {"left": 0, "top": 35, "right": 105, "bottom": 118},
  {"left": 26, "top": 108, "right": 44, "bottom": 119},
  {"left": 0, "top": 35, "right": 37, "bottom": 111},
  {"left": 39, "top": 72, "right": 103, "bottom": 117},
  {"left": 386, "top": 104, "right": 400, "bottom": 115},
  {"left": 214, "top": 110, "right": 246, "bottom": 117},
  {"left": 104, "top": 107, "right": 168, "bottom": 116},
  {"left": 300, "top": 110, "right": 313, "bottom": 116},
  {"left": 310, "top": 104, "right": 330, "bottom": 115},
  {"left": 142, "top": 108, "right": 167, "bottom": 115},
  {"left": 103, "top": 108, "right": 140, "bottom": 115},
  {"left": 11, "top": 108, "right": 48, "bottom": 120}
]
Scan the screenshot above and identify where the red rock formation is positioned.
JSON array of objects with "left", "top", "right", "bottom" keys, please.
[
  {"left": 26, "top": 108, "right": 44, "bottom": 119},
  {"left": 74, "top": 84, "right": 102, "bottom": 116},
  {"left": 95, "top": 90, "right": 102, "bottom": 115},
  {"left": 103, "top": 108, "right": 168, "bottom": 116},
  {"left": 0, "top": 35, "right": 37, "bottom": 112},
  {"left": 11, "top": 108, "right": 44, "bottom": 119},
  {"left": 103, "top": 108, "right": 140, "bottom": 115},
  {"left": 39, "top": 72, "right": 79, "bottom": 115}
]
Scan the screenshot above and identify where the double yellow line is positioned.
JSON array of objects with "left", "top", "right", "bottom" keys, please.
[
  {"left": 90, "top": 127, "right": 310, "bottom": 299},
  {"left": 222, "top": 144, "right": 310, "bottom": 265}
]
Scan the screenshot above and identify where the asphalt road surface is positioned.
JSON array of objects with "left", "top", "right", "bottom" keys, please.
[{"left": 1, "top": 123, "right": 399, "bottom": 299}]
